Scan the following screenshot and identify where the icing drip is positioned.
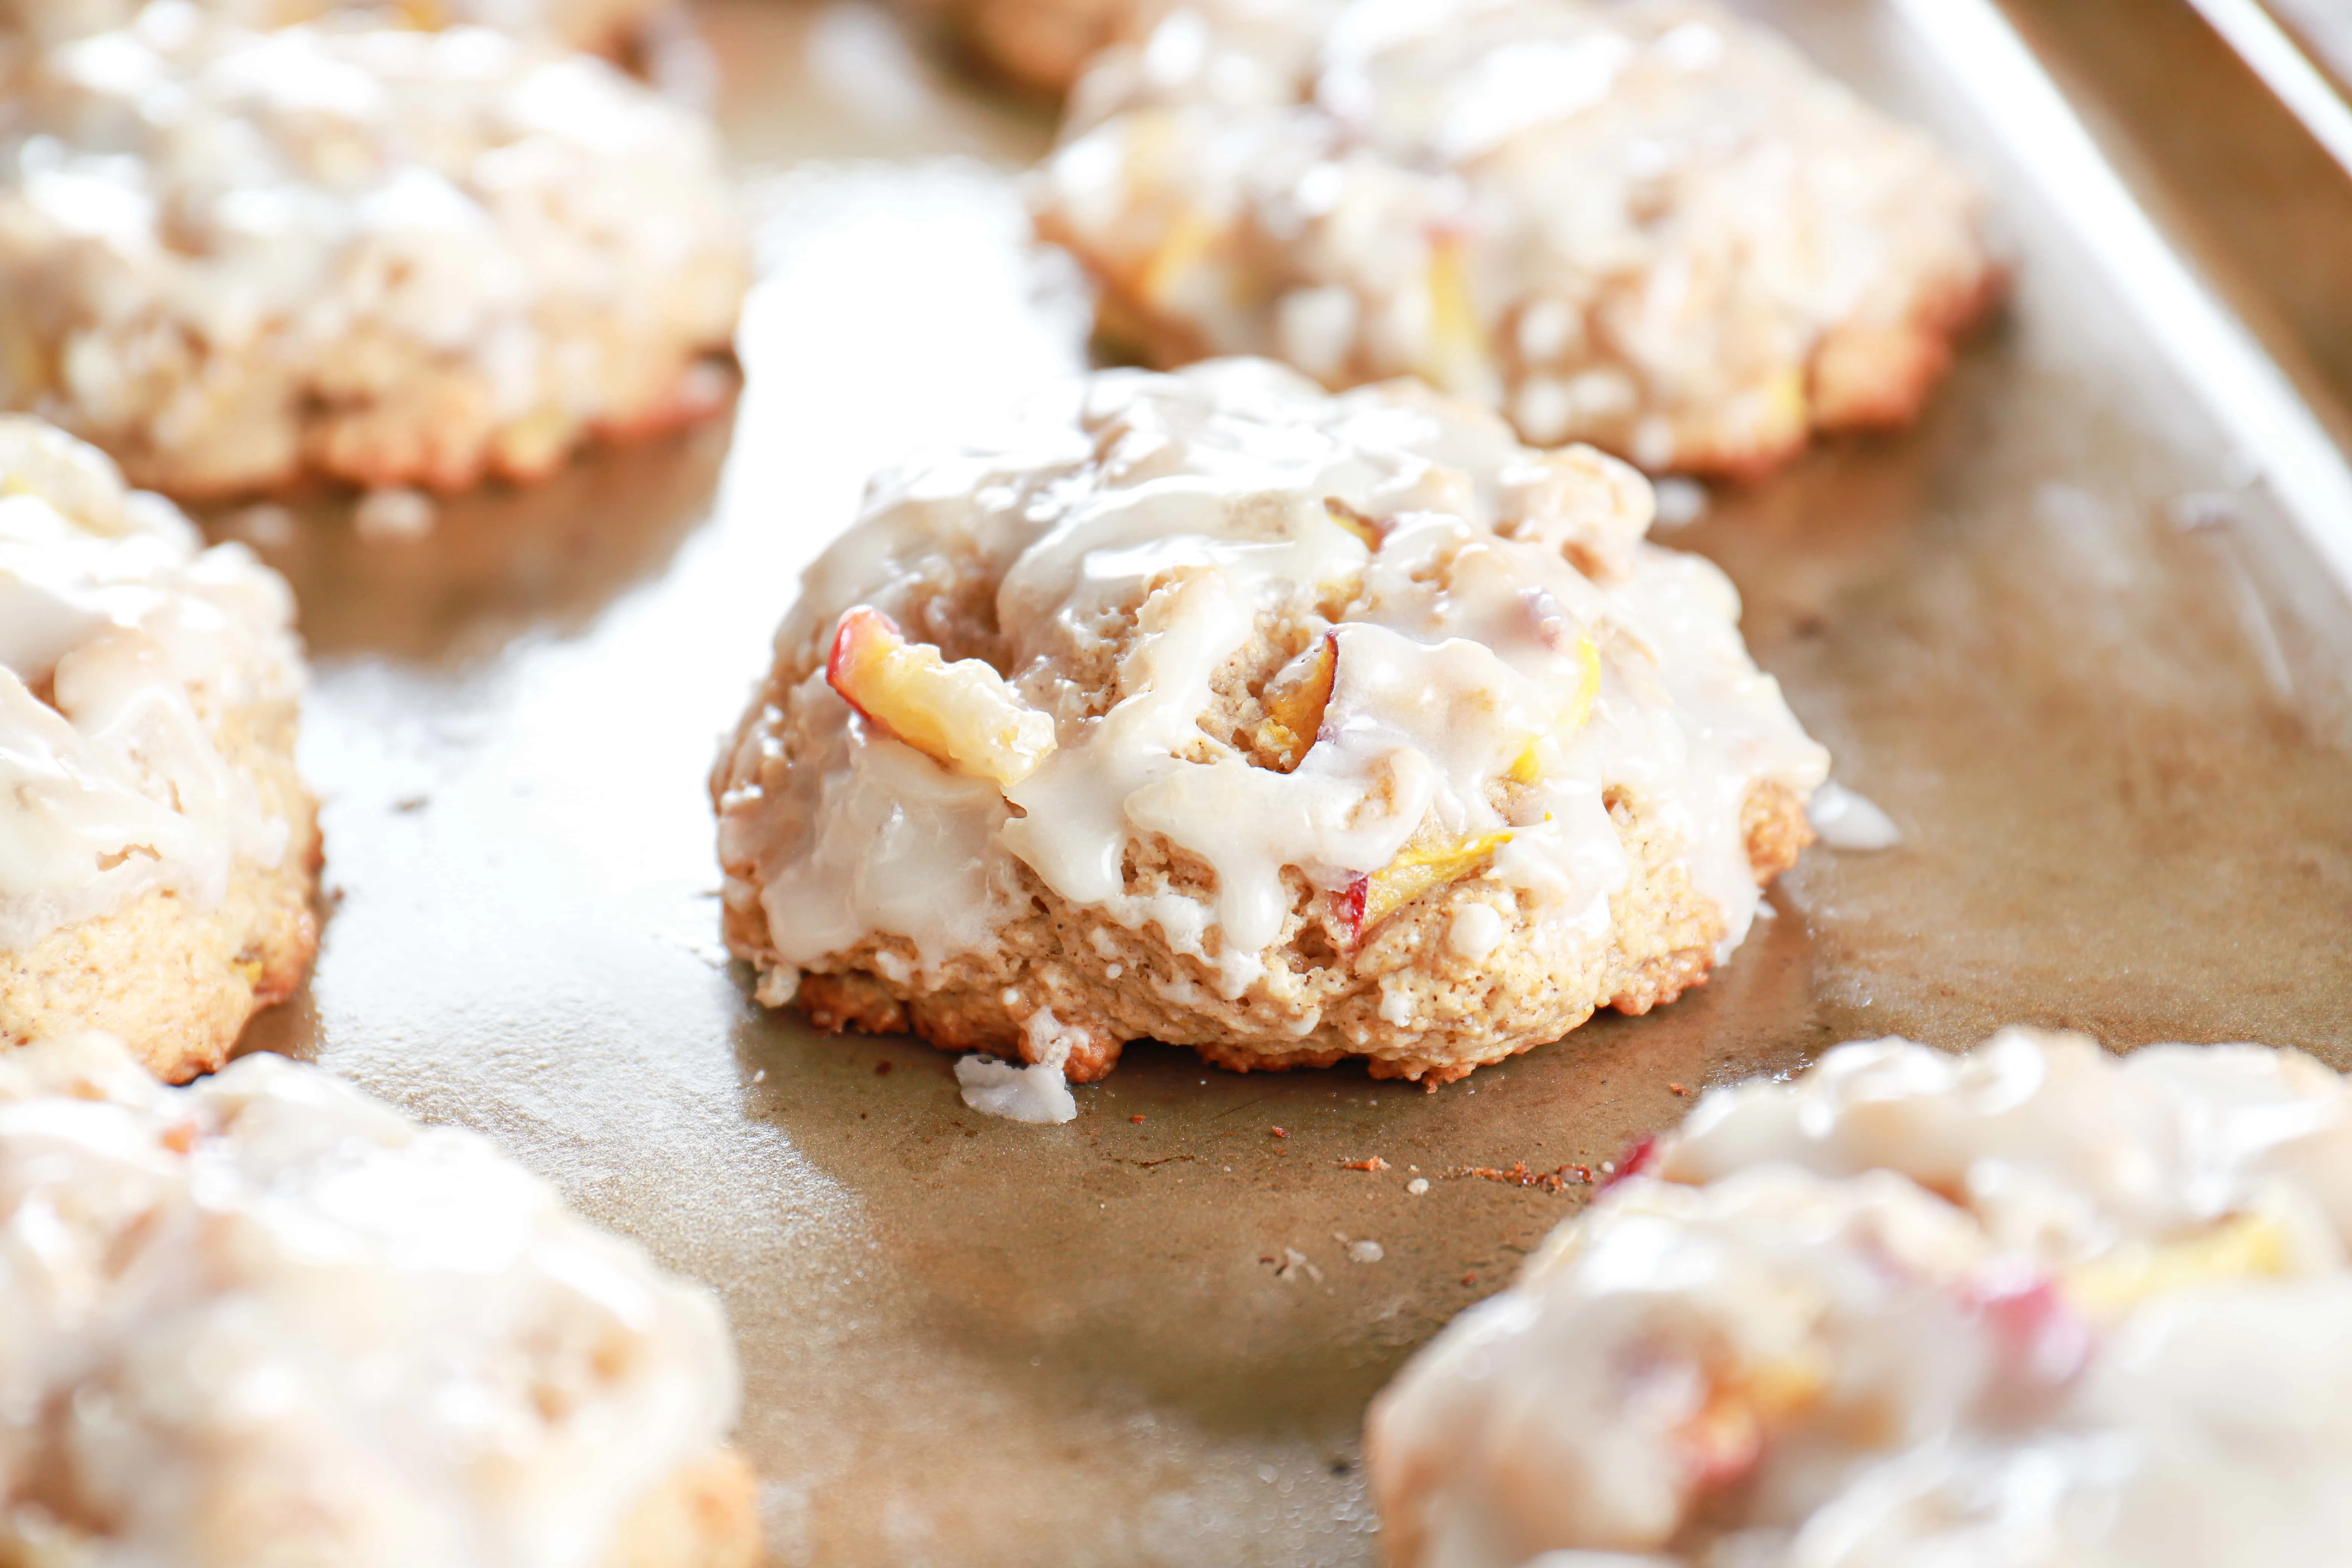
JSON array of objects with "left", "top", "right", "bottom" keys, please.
[{"left": 0, "top": 417, "right": 300, "bottom": 951}]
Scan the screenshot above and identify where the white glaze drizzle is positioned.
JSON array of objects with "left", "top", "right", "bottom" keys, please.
[
  {"left": 0, "top": 5, "right": 742, "bottom": 478},
  {"left": 1040, "top": 0, "right": 1989, "bottom": 466},
  {"left": 717, "top": 359, "right": 1825, "bottom": 994},
  {"left": 0, "top": 416, "right": 299, "bottom": 951},
  {"left": 0, "top": 1031, "right": 741, "bottom": 1567},
  {"left": 1373, "top": 1029, "right": 2352, "bottom": 1567}
]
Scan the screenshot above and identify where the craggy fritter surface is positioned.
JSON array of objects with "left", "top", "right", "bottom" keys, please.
[
  {"left": 608, "top": 1449, "right": 764, "bottom": 1568},
  {"left": 0, "top": 14, "right": 747, "bottom": 496},
  {"left": 776, "top": 782, "right": 1807, "bottom": 1086},
  {"left": 0, "top": 1031, "right": 761, "bottom": 1565},
  {"left": 914, "top": 0, "right": 1139, "bottom": 96},
  {"left": 715, "top": 361, "right": 1825, "bottom": 1087},
  {"left": 0, "top": 0, "right": 673, "bottom": 54},
  {"left": 1035, "top": 0, "right": 2002, "bottom": 477},
  {"left": 0, "top": 699, "right": 320, "bottom": 1082},
  {"left": 1, "top": 415, "right": 322, "bottom": 1080}
]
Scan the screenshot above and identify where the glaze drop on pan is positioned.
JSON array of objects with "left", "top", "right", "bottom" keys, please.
[
  {"left": 712, "top": 359, "right": 1827, "bottom": 1095},
  {"left": 1369, "top": 1027, "right": 2352, "bottom": 1566}
]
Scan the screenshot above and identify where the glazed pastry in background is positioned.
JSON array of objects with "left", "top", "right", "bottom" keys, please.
[
  {"left": 0, "top": 0, "right": 670, "bottom": 54},
  {"left": 0, "top": 417, "right": 318, "bottom": 1081},
  {"left": 0, "top": 1030, "right": 761, "bottom": 1568},
  {"left": 1369, "top": 1027, "right": 2352, "bottom": 1566},
  {"left": 1035, "top": 0, "right": 2000, "bottom": 477},
  {"left": 0, "top": 6, "right": 748, "bottom": 496},
  {"left": 911, "top": 0, "right": 1140, "bottom": 97},
  {"left": 712, "top": 359, "right": 1826, "bottom": 1105}
]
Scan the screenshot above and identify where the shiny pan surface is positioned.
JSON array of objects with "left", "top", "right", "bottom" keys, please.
[{"left": 225, "top": 1, "right": 2352, "bottom": 1561}]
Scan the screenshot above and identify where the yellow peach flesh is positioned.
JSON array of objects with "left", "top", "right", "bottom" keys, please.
[
  {"left": 1346, "top": 826, "right": 1514, "bottom": 939},
  {"left": 2061, "top": 1210, "right": 2292, "bottom": 1323},
  {"left": 1419, "top": 234, "right": 1493, "bottom": 398},
  {"left": 1508, "top": 634, "right": 1602, "bottom": 783},
  {"left": 826, "top": 606, "right": 1056, "bottom": 787},
  {"left": 1255, "top": 632, "right": 1337, "bottom": 773}
]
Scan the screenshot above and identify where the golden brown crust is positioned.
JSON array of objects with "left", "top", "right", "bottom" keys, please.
[
  {"left": 908, "top": 987, "right": 1123, "bottom": 1080},
  {"left": 0, "top": 18, "right": 750, "bottom": 502},
  {"left": 1078, "top": 259, "right": 2005, "bottom": 481},
  {"left": 1066, "top": 260, "right": 1214, "bottom": 381},
  {"left": 715, "top": 365, "right": 1825, "bottom": 1088},
  {"left": 1741, "top": 776, "right": 1817, "bottom": 887},
  {"left": 605, "top": 1448, "right": 763, "bottom": 1568},
  {"left": 772, "top": 778, "right": 1807, "bottom": 1089},
  {"left": 797, "top": 972, "right": 1127, "bottom": 1081},
  {"left": 118, "top": 352, "right": 737, "bottom": 501},
  {"left": 929, "top": 0, "right": 1142, "bottom": 97},
  {"left": 297, "top": 355, "right": 736, "bottom": 499},
  {"left": 1806, "top": 263, "right": 2009, "bottom": 436},
  {"left": 0, "top": 697, "right": 320, "bottom": 1083},
  {"left": 794, "top": 970, "right": 910, "bottom": 1037},
  {"left": 1602, "top": 943, "right": 1715, "bottom": 1018},
  {"left": 552, "top": 0, "right": 676, "bottom": 57},
  {"left": 1044, "top": 209, "right": 2008, "bottom": 483}
]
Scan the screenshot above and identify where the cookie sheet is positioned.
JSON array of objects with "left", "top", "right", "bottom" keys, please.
[{"left": 226, "top": 0, "right": 2352, "bottom": 1561}]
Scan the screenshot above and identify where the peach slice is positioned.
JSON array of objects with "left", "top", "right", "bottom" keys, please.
[
  {"left": 1672, "top": 1356, "right": 1828, "bottom": 1490},
  {"left": 1323, "top": 497, "right": 1384, "bottom": 550},
  {"left": 1506, "top": 616, "right": 1602, "bottom": 784},
  {"left": 1750, "top": 364, "right": 1810, "bottom": 452},
  {"left": 2060, "top": 1209, "right": 2289, "bottom": 1323},
  {"left": 1675, "top": 1383, "right": 1763, "bottom": 1490},
  {"left": 826, "top": 606, "right": 1055, "bottom": 787},
  {"left": 1254, "top": 631, "right": 1337, "bottom": 773},
  {"left": 1138, "top": 208, "right": 1220, "bottom": 308},
  {"left": 1526, "top": 586, "right": 1606, "bottom": 725},
  {"left": 1562, "top": 632, "right": 1602, "bottom": 728},
  {"left": 1418, "top": 232, "right": 1495, "bottom": 399},
  {"left": 1337, "top": 825, "right": 1513, "bottom": 943}
]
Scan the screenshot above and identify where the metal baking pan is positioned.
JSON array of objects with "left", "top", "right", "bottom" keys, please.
[{"left": 224, "top": 0, "right": 2352, "bottom": 1560}]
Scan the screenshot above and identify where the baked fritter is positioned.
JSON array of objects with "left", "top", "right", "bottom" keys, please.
[
  {"left": 0, "top": 416, "right": 318, "bottom": 1079},
  {"left": 714, "top": 360, "right": 1827, "bottom": 1091},
  {"left": 1035, "top": 0, "right": 2000, "bottom": 476}
]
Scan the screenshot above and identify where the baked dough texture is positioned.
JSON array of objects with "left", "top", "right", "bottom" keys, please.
[
  {"left": 713, "top": 359, "right": 1826, "bottom": 1089},
  {"left": 0, "top": 0, "right": 668, "bottom": 55},
  {"left": 1370, "top": 1028, "right": 2352, "bottom": 1566},
  {"left": 1035, "top": 0, "right": 2000, "bottom": 476},
  {"left": 0, "top": 1030, "right": 761, "bottom": 1568},
  {"left": 0, "top": 416, "right": 318, "bottom": 1081},
  {"left": 0, "top": 7, "right": 748, "bottom": 496},
  {"left": 913, "top": 0, "right": 1138, "bottom": 96}
]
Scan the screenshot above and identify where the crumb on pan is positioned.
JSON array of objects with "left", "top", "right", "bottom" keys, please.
[{"left": 1456, "top": 1161, "right": 1592, "bottom": 1192}]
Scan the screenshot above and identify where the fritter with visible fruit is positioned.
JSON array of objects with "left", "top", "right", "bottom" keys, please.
[{"left": 712, "top": 359, "right": 1825, "bottom": 1093}]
